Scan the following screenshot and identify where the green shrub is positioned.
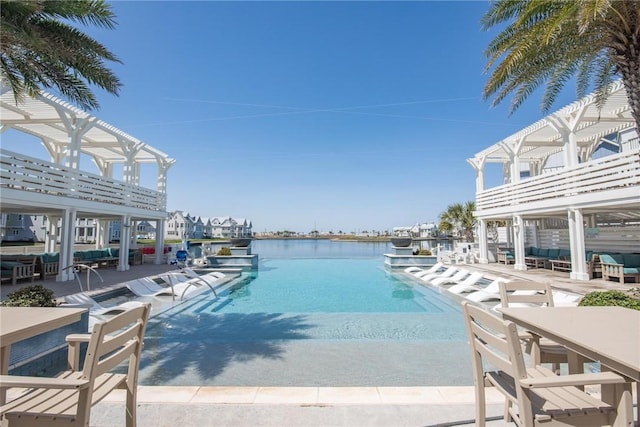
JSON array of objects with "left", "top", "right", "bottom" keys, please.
[
  {"left": 578, "top": 290, "right": 640, "bottom": 311},
  {"left": 416, "top": 249, "right": 432, "bottom": 256},
  {"left": 1, "top": 285, "right": 57, "bottom": 307},
  {"left": 217, "top": 247, "right": 232, "bottom": 256}
]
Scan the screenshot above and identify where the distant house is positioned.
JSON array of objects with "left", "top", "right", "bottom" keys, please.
[
  {"left": 165, "top": 211, "right": 193, "bottom": 240},
  {"left": 166, "top": 213, "right": 252, "bottom": 240},
  {"left": 0, "top": 214, "right": 39, "bottom": 242},
  {"left": 136, "top": 220, "right": 156, "bottom": 239},
  {"left": 208, "top": 217, "right": 253, "bottom": 238}
]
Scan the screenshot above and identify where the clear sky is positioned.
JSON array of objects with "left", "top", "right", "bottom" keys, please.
[{"left": 4, "top": 1, "right": 582, "bottom": 234}]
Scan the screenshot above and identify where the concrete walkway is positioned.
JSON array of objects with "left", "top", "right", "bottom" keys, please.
[{"left": 89, "top": 386, "right": 513, "bottom": 427}]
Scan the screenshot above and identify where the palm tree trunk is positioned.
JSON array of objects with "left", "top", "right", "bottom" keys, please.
[{"left": 611, "top": 4, "right": 640, "bottom": 130}]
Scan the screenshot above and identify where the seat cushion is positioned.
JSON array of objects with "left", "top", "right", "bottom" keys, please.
[
  {"left": 611, "top": 253, "right": 625, "bottom": 264},
  {"left": 1, "top": 261, "right": 24, "bottom": 270},
  {"left": 537, "top": 248, "right": 549, "bottom": 257},
  {"left": 547, "top": 249, "right": 560, "bottom": 259},
  {"left": 600, "top": 254, "right": 621, "bottom": 265},
  {"left": 623, "top": 253, "right": 640, "bottom": 268}
]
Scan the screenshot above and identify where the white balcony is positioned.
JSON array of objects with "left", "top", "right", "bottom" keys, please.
[
  {"left": 476, "top": 148, "right": 640, "bottom": 219},
  {"left": 1, "top": 149, "right": 166, "bottom": 218}
]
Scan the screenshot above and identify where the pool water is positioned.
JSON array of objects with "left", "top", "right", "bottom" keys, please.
[
  {"left": 212, "top": 258, "right": 445, "bottom": 313},
  {"left": 136, "top": 240, "right": 473, "bottom": 387}
]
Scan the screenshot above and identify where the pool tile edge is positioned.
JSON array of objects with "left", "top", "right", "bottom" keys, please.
[{"left": 102, "top": 386, "right": 505, "bottom": 405}]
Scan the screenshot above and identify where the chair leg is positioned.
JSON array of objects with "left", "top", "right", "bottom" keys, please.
[
  {"left": 475, "top": 379, "right": 486, "bottom": 426},
  {"left": 601, "top": 382, "right": 633, "bottom": 427},
  {"left": 125, "top": 383, "right": 137, "bottom": 427}
]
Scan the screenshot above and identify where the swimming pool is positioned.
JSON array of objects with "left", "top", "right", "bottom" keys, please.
[{"left": 136, "top": 240, "right": 473, "bottom": 387}]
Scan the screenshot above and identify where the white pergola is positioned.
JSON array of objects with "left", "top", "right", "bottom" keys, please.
[
  {"left": 468, "top": 80, "right": 636, "bottom": 190},
  {"left": 0, "top": 86, "right": 176, "bottom": 279},
  {"left": 0, "top": 86, "right": 174, "bottom": 185},
  {"left": 467, "top": 80, "right": 639, "bottom": 280}
]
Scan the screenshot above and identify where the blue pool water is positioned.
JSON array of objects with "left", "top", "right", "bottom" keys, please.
[
  {"left": 137, "top": 240, "right": 473, "bottom": 387},
  {"left": 213, "top": 258, "right": 444, "bottom": 313}
]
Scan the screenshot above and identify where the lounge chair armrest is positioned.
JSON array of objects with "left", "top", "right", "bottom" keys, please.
[
  {"left": 520, "top": 371, "right": 627, "bottom": 389},
  {"left": 0, "top": 375, "right": 89, "bottom": 390}
]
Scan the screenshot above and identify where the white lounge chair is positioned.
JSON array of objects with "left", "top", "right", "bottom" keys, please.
[
  {"left": 552, "top": 291, "right": 582, "bottom": 306},
  {"left": 404, "top": 266, "right": 423, "bottom": 274},
  {"left": 418, "top": 266, "right": 458, "bottom": 283},
  {"left": 410, "top": 262, "right": 444, "bottom": 277},
  {"left": 445, "top": 272, "right": 487, "bottom": 293},
  {"left": 464, "top": 278, "right": 512, "bottom": 302},
  {"left": 63, "top": 293, "right": 145, "bottom": 316},
  {"left": 430, "top": 269, "right": 470, "bottom": 286},
  {"left": 172, "top": 267, "right": 225, "bottom": 285},
  {"left": 127, "top": 276, "right": 207, "bottom": 299}
]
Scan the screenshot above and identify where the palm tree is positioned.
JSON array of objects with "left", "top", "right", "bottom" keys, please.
[
  {"left": 1, "top": 0, "right": 121, "bottom": 110},
  {"left": 438, "top": 201, "right": 476, "bottom": 242},
  {"left": 482, "top": 0, "right": 640, "bottom": 129}
]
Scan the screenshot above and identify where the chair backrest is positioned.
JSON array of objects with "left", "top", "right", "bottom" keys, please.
[
  {"left": 462, "top": 302, "right": 529, "bottom": 421},
  {"left": 460, "top": 271, "right": 483, "bottom": 285},
  {"left": 82, "top": 303, "right": 150, "bottom": 378},
  {"left": 67, "top": 303, "right": 149, "bottom": 423},
  {"left": 426, "top": 262, "right": 443, "bottom": 273},
  {"left": 449, "top": 269, "right": 469, "bottom": 281},
  {"left": 498, "top": 280, "right": 554, "bottom": 308},
  {"left": 438, "top": 266, "right": 459, "bottom": 278}
]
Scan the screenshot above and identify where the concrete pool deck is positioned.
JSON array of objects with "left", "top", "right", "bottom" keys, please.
[{"left": 89, "top": 385, "right": 512, "bottom": 426}]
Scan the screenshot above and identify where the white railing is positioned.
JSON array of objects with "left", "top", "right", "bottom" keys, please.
[
  {"left": 0, "top": 149, "right": 166, "bottom": 211},
  {"left": 477, "top": 148, "right": 640, "bottom": 212}
]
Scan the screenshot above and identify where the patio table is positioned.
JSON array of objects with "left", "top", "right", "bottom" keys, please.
[
  {"left": 0, "top": 306, "right": 87, "bottom": 404},
  {"left": 501, "top": 306, "right": 640, "bottom": 422}
]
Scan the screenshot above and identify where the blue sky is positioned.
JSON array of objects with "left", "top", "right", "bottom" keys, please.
[{"left": 6, "top": 1, "right": 582, "bottom": 233}]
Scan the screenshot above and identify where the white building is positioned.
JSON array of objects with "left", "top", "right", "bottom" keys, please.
[
  {"left": 164, "top": 213, "right": 253, "bottom": 240},
  {"left": 468, "top": 80, "right": 639, "bottom": 281},
  {"left": 0, "top": 86, "right": 175, "bottom": 279}
]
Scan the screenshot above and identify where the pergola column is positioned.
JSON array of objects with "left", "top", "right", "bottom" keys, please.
[
  {"left": 118, "top": 215, "right": 132, "bottom": 271},
  {"left": 568, "top": 208, "right": 589, "bottom": 281},
  {"left": 155, "top": 158, "right": 174, "bottom": 256},
  {"left": 513, "top": 214, "right": 527, "bottom": 271},
  {"left": 477, "top": 219, "right": 489, "bottom": 264},
  {"left": 44, "top": 215, "right": 60, "bottom": 253},
  {"left": 57, "top": 208, "right": 77, "bottom": 281},
  {"left": 96, "top": 220, "right": 109, "bottom": 248},
  {"left": 154, "top": 219, "right": 166, "bottom": 265},
  {"left": 467, "top": 157, "right": 486, "bottom": 193},
  {"left": 548, "top": 104, "right": 587, "bottom": 169}
]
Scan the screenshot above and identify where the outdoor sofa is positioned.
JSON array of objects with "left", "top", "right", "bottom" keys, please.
[
  {"left": 600, "top": 252, "right": 640, "bottom": 283},
  {"left": 0, "top": 255, "right": 37, "bottom": 285}
]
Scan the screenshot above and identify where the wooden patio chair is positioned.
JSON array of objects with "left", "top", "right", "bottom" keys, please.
[
  {"left": 0, "top": 303, "right": 151, "bottom": 426},
  {"left": 462, "top": 302, "right": 632, "bottom": 426},
  {"left": 497, "top": 281, "right": 569, "bottom": 371}
]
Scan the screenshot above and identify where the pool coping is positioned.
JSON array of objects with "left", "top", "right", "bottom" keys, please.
[{"left": 94, "top": 385, "right": 506, "bottom": 405}]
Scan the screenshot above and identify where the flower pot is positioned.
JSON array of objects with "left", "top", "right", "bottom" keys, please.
[
  {"left": 230, "top": 238, "right": 252, "bottom": 247},
  {"left": 390, "top": 237, "right": 412, "bottom": 247}
]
